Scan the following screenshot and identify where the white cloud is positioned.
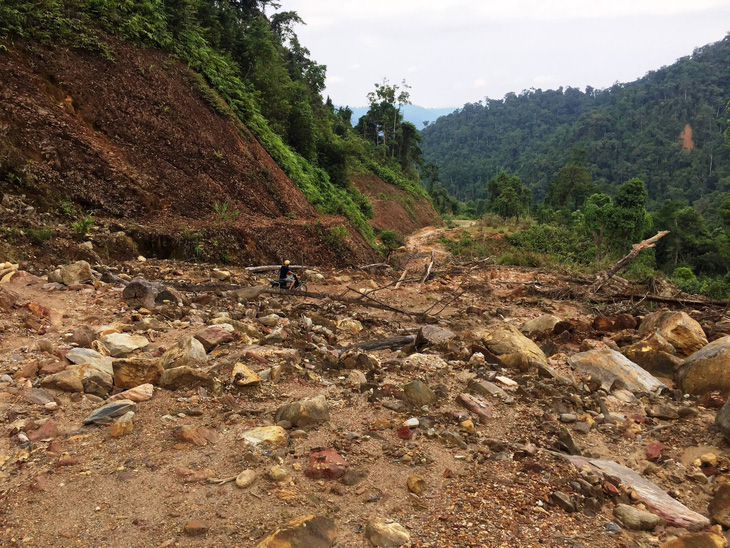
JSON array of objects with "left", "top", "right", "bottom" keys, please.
[
  {"left": 473, "top": 78, "right": 487, "bottom": 88},
  {"left": 326, "top": 76, "right": 344, "bottom": 84}
]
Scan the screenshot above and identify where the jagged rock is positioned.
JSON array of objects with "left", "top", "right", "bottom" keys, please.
[
  {"left": 258, "top": 314, "right": 280, "bottom": 327},
  {"left": 233, "top": 285, "right": 267, "bottom": 301},
  {"left": 304, "top": 449, "right": 349, "bottom": 479},
  {"left": 471, "top": 324, "right": 547, "bottom": 368},
  {"left": 100, "top": 333, "right": 149, "bottom": 357},
  {"left": 82, "top": 399, "right": 136, "bottom": 425},
  {"left": 194, "top": 326, "right": 234, "bottom": 351},
  {"left": 80, "top": 362, "right": 114, "bottom": 396},
  {"left": 109, "top": 411, "right": 134, "bottom": 437},
  {"left": 241, "top": 426, "right": 288, "bottom": 449},
  {"left": 714, "top": 398, "right": 730, "bottom": 443},
  {"left": 160, "top": 336, "right": 208, "bottom": 369},
  {"left": 415, "top": 325, "right": 456, "bottom": 348},
  {"left": 622, "top": 331, "right": 681, "bottom": 377},
  {"left": 708, "top": 483, "right": 730, "bottom": 527},
  {"left": 231, "top": 363, "right": 261, "bottom": 386},
  {"left": 364, "top": 518, "right": 410, "bottom": 548},
  {"left": 403, "top": 379, "right": 438, "bottom": 407},
  {"left": 275, "top": 395, "right": 330, "bottom": 427},
  {"left": 0, "top": 286, "right": 20, "bottom": 311},
  {"left": 660, "top": 531, "right": 726, "bottom": 548},
  {"left": 407, "top": 474, "right": 427, "bottom": 495},
  {"left": 677, "top": 336, "right": 730, "bottom": 396},
  {"left": 255, "top": 515, "right": 337, "bottom": 548},
  {"left": 593, "top": 314, "right": 637, "bottom": 332},
  {"left": 565, "top": 456, "right": 710, "bottom": 530},
  {"left": 403, "top": 353, "right": 447, "bottom": 371},
  {"left": 304, "top": 269, "right": 325, "bottom": 283},
  {"left": 337, "top": 318, "right": 363, "bottom": 333},
  {"left": 159, "top": 366, "right": 218, "bottom": 392},
  {"left": 122, "top": 278, "right": 160, "bottom": 309},
  {"left": 613, "top": 504, "right": 664, "bottom": 531},
  {"left": 155, "top": 286, "right": 186, "bottom": 306},
  {"left": 339, "top": 350, "right": 380, "bottom": 371},
  {"left": 568, "top": 349, "right": 666, "bottom": 392},
  {"left": 263, "top": 326, "right": 286, "bottom": 344},
  {"left": 521, "top": 315, "right": 560, "bottom": 337},
  {"left": 456, "top": 393, "right": 492, "bottom": 422},
  {"left": 68, "top": 326, "right": 96, "bottom": 348},
  {"left": 243, "top": 345, "right": 300, "bottom": 365},
  {"left": 345, "top": 369, "right": 367, "bottom": 388},
  {"left": 66, "top": 347, "right": 113, "bottom": 369},
  {"left": 58, "top": 261, "right": 93, "bottom": 285},
  {"left": 41, "top": 367, "right": 84, "bottom": 393},
  {"left": 468, "top": 379, "right": 510, "bottom": 401},
  {"left": 109, "top": 383, "right": 154, "bottom": 402},
  {"left": 638, "top": 310, "right": 708, "bottom": 357},
  {"left": 113, "top": 358, "right": 163, "bottom": 389}
]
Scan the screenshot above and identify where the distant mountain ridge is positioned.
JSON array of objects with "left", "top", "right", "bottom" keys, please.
[
  {"left": 420, "top": 36, "right": 730, "bottom": 208},
  {"left": 346, "top": 105, "right": 456, "bottom": 129}
]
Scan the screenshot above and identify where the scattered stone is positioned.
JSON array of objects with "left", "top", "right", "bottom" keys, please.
[
  {"left": 241, "top": 426, "right": 288, "bottom": 450},
  {"left": 364, "top": 518, "right": 410, "bottom": 548},
  {"left": 100, "top": 333, "right": 149, "bottom": 357},
  {"left": 68, "top": 326, "right": 96, "bottom": 348},
  {"left": 255, "top": 515, "right": 337, "bottom": 548},
  {"left": 471, "top": 324, "right": 548, "bottom": 368},
  {"left": 276, "top": 395, "right": 330, "bottom": 427},
  {"left": 82, "top": 399, "right": 136, "bottom": 425},
  {"left": 160, "top": 337, "right": 208, "bottom": 370},
  {"left": 622, "top": 331, "right": 681, "bottom": 377},
  {"left": 403, "top": 353, "right": 448, "bottom": 371},
  {"left": 305, "top": 449, "right": 349, "bottom": 480},
  {"left": 339, "top": 350, "right": 380, "bottom": 371},
  {"left": 341, "top": 469, "right": 368, "bottom": 486},
  {"left": 194, "top": 326, "right": 234, "bottom": 351},
  {"left": 468, "top": 379, "right": 510, "bottom": 401},
  {"left": 613, "top": 504, "right": 664, "bottom": 531},
  {"left": 715, "top": 398, "right": 730, "bottom": 444},
  {"left": 155, "top": 286, "right": 186, "bottom": 306},
  {"left": 677, "top": 336, "right": 730, "bottom": 396},
  {"left": 660, "top": 531, "right": 726, "bottom": 548},
  {"left": 345, "top": 369, "right": 367, "bottom": 388},
  {"left": 66, "top": 347, "right": 113, "bottom": 369},
  {"left": 456, "top": 393, "right": 492, "bottom": 423},
  {"left": 58, "top": 261, "right": 93, "bottom": 285},
  {"left": 647, "top": 404, "right": 679, "bottom": 420},
  {"left": 403, "top": 379, "right": 438, "bottom": 407},
  {"left": 109, "top": 411, "right": 134, "bottom": 437},
  {"left": 28, "top": 420, "right": 59, "bottom": 441},
  {"left": 593, "top": 314, "right": 637, "bottom": 332},
  {"left": 41, "top": 367, "right": 84, "bottom": 393},
  {"left": 184, "top": 520, "right": 209, "bottom": 536},
  {"left": 646, "top": 442, "right": 664, "bottom": 460},
  {"left": 415, "top": 325, "right": 455, "bottom": 348},
  {"left": 407, "top": 474, "right": 426, "bottom": 495},
  {"left": 638, "top": 310, "right": 708, "bottom": 357},
  {"left": 113, "top": 358, "right": 163, "bottom": 389},
  {"left": 337, "top": 318, "right": 363, "bottom": 333},
  {"left": 550, "top": 491, "right": 575, "bottom": 512},
  {"left": 708, "top": 483, "right": 730, "bottom": 527},
  {"left": 175, "top": 425, "right": 219, "bottom": 446},
  {"left": 235, "top": 470, "right": 257, "bottom": 488},
  {"left": 559, "top": 413, "right": 577, "bottom": 423},
  {"left": 565, "top": 456, "right": 710, "bottom": 529},
  {"left": 521, "top": 315, "right": 560, "bottom": 337},
  {"left": 159, "top": 366, "right": 218, "bottom": 392},
  {"left": 258, "top": 314, "right": 281, "bottom": 327},
  {"left": 110, "top": 383, "right": 154, "bottom": 402},
  {"left": 568, "top": 349, "right": 666, "bottom": 392},
  {"left": 231, "top": 363, "right": 261, "bottom": 386}
]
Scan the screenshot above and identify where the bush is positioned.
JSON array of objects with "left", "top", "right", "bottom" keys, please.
[
  {"left": 26, "top": 227, "right": 52, "bottom": 243},
  {"left": 72, "top": 215, "right": 94, "bottom": 238},
  {"left": 379, "top": 229, "right": 402, "bottom": 252},
  {"left": 671, "top": 266, "right": 702, "bottom": 294},
  {"left": 507, "top": 224, "right": 593, "bottom": 264}
]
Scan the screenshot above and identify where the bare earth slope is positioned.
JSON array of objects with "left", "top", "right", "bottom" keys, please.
[{"left": 0, "top": 41, "right": 375, "bottom": 266}]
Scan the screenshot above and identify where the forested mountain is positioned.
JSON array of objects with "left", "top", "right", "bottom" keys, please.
[
  {"left": 348, "top": 105, "right": 456, "bottom": 130},
  {"left": 421, "top": 36, "right": 730, "bottom": 209}
]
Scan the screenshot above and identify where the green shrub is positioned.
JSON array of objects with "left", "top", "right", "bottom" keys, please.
[
  {"left": 72, "top": 215, "right": 94, "bottom": 238},
  {"left": 671, "top": 266, "right": 701, "bottom": 294},
  {"left": 507, "top": 224, "right": 593, "bottom": 264},
  {"left": 623, "top": 249, "right": 657, "bottom": 282},
  {"left": 213, "top": 201, "right": 239, "bottom": 222},
  {"left": 26, "top": 227, "right": 52, "bottom": 243}
]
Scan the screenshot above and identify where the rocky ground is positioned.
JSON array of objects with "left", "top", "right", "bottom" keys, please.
[{"left": 2, "top": 226, "right": 730, "bottom": 547}]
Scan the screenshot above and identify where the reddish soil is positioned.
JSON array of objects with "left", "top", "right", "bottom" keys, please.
[
  {"left": 0, "top": 40, "right": 375, "bottom": 266},
  {"left": 352, "top": 174, "right": 442, "bottom": 239},
  {"left": 680, "top": 124, "right": 695, "bottom": 150}
]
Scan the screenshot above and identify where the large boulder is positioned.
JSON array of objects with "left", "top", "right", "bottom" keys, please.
[
  {"left": 471, "top": 324, "right": 547, "bottom": 368},
  {"left": 122, "top": 278, "right": 159, "bottom": 309},
  {"left": 622, "top": 331, "right": 682, "bottom": 377},
  {"left": 160, "top": 336, "right": 208, "bottom": 369},
  {"left": 638, "top": 310, "right": 708, "bottom": 357},
  {"left": 568, "top": 349, "right": 666, "bottom": 392},
  {"left": 677, "top": 336, "right": 730, "bottom": 396}
]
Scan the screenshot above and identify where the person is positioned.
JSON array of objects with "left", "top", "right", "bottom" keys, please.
[{"left": 279, "top": 260, "right": 297, "bottom": 289}]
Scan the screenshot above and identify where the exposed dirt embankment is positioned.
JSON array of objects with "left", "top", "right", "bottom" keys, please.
[
  {"left": 352, "top": 173, "right": 442, "bottom": 238},
  {"left": 0, "top": 41, "right": 375, "bottom": 266}
]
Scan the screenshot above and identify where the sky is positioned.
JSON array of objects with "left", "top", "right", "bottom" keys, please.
[{"left": 280, "top": 0, "right": 730, "bottom": 108}]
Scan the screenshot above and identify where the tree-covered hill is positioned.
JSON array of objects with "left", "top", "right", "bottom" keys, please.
[{"left": 421, "top": 36, "right": 730, "bottom": 208}]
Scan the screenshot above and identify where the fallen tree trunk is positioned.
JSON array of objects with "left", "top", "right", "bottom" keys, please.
[
  {"left": 266, "top": 287, "right": 414, "bottom": 317},
  {"left": 336, "top": 335, "right": 416, "bottom": 356},
  {"left": 592, "top": 231, "right": 669, "bottom": 292},
  {"left": 359, "top": 263, "right": 391, "bottom": 270},
  {"left": 245, "top": 264, "right": 307, "bottom": 273},
  {"left": 591, "top": 293, "right": 729, "bottom": 308}
]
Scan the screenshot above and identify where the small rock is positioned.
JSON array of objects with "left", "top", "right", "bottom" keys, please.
[
  {"left": 159, "top": 366, "right": 218, "bottom": 392},
  {"left": 122, "top": 278, "right": 159, "bottom": 309},
  {"left": 415, "top": 325, "right": 455, "bottom": 348},
  {"left": 160, "top": 336, "right": 208, "bottom": 369},
  {"left": 275, "top": 395, "right": 330, "bottom": 427},
  {"left": 402, "top": 379, "right": 438, "bottom": 407},
  {"left": 708, "top": 483, "right": 730, "bottom": 527},
  {"left": 551, "top": 490, "right": 575, "bottom": 512},
  {"left": 109, "top": 411, "right": 134, "bottom": 437},
  {"left": 184, "top": 520, "right": 209, "bottom": 536},
  {"left": 241, "top": 426, "right": 288, "bottom": 450},
  {"left": 613, "top": 503, "right": 664, "bottom": 531},
  {"left": 113, "top": 358, "right": 163, "bottom": 389},
  {"left": 255, "top": 515, "right": 337, "bottom": 548},
  {"left": 407, "top": 474, "right": 426, "bottom": 495},
  {"left": 364, "top": 518, "right": 410, "bottom": 548},
  {"left": 646, "top": 442, "right": 664, "bottom": 460},
  {"left": 194, "top": 326, "right": 234, "bottom": 351},
  {"left": 305, "top": 449, "right": 349, "bottom": 480},
  {"left": 559, "top": 413, "right": 577, "bottom": 423},
  {"left": 82, "top": 399, "right": 136, "bottom": 425},
  {"left": 231, "top": 363, "right": 261, "bottom": 386},
  {"left": 100, "top": 333, "right": 149, "bottom": 357},
  {"left": 58, "top": 261, "right": 93, "bottom": 285},
  {"left": 235, "top": 470, "right": 257, "bottom": 488}
]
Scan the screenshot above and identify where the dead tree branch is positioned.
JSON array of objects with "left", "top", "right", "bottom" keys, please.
[{"left": 592, "top": 231, "right": 669, "bottom": 292}]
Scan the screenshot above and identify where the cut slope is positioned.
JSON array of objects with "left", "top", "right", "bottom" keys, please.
[
  {"left": 352, "top": 173, "right": 442, "bottom": 238},
  {"left": 0, "top": 41, "right": 375, "bottom": 265}
]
